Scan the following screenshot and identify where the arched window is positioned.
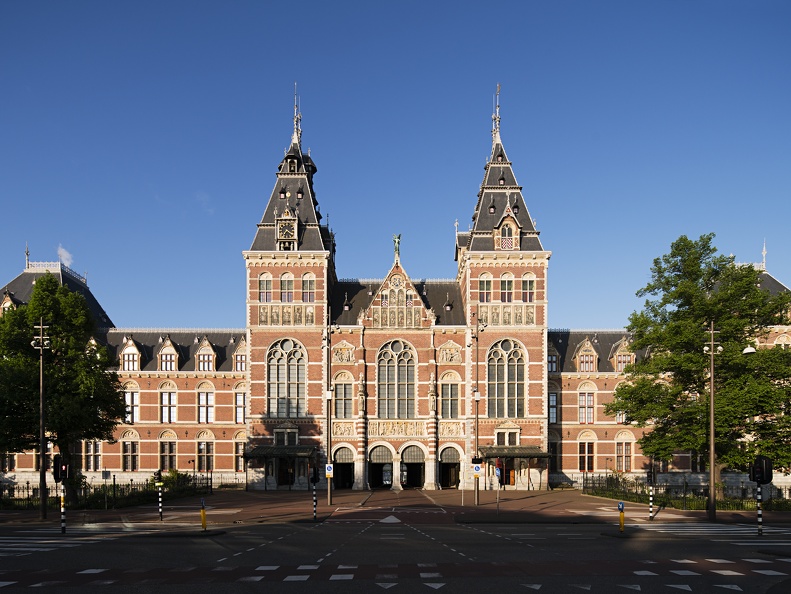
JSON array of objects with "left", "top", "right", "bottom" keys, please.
[
  {"left": 333, "top": 371, "right": 353, "bottom": 419},
  {"left": 258, "top": 273, "right": 272, "bottom": 302},
  {"left": 377, "top": 340, "right": 416, "bottom": 419},
  {"left": 487, "top": 339, "right": 525, "bottom": 418},
  {"left": 521, "top": 273, "right": 535, "bottom": 303},
  {"left": 500, "top": 225, "right": 514, "bottom": 250},
  {"left": 500, "top": 273, "right": 514, "bottom": 303},
  {"left": 478, "top": 273, "right": 492, "bottom": 303},
  {"left": 302, "top": 273, "right": 316, "bottom": 303},
  {"left": 267, "top": 339, "right": 306, "bottom": 417},
  {"left": 280, "top": 273, "right": 294, "bottom": 303},
  {"left": 439, "top": 371, "right": 461, "bottom": 419}
]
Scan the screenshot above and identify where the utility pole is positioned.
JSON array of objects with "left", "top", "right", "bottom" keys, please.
[{"left": 32, "top": 318, "right": 50, "bottom": 520}]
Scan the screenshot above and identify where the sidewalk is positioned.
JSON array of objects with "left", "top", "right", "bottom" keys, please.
[{"left": 2, "top": 487, "right": 787, "bottom": 528}]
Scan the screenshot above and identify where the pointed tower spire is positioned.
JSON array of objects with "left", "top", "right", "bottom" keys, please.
[
  {"left": 762, "top": 239, "right": 767, "bottom": 270},
  {"left": 491, "top": 83, "right": 502, "bottom": 147},
  {"left": 25, "top": 242, "right": 30, "bottom": 269},
  {"left": 291, "top": 82, "right": 302, "bottom": 147}
]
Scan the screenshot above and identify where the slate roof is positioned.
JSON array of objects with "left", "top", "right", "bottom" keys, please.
[
  {"left": 759, "top": 270, "right": 790, "bottom": 296},
  {"left": 331, "top": 280, "right": 466, "bottom": 326},
  {"left": 96, "top": 329, "right": 246, "bottom": 373},
  {"left": 548, "top": 329, "right": 639, "bottom": 374},
  {"left": 1, "top": 262, "right": 114, "bottom": 328}
]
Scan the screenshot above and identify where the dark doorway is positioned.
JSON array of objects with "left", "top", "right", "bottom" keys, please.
[
  {"left": 438, "top": 448, "right": 461, "bottom": 489},
  {"left": 369, "top": 446, "right": 393, "bottom": 489},
  {"left": 277, "top": 457, "right": 293, "bottom": 487}
]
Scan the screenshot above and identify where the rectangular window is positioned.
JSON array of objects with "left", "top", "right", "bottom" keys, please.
[
  {"left": 521, "top": 278, "right": 535, "bottom": 302},
  {"left": 274, "top": 430, "right": 298, "bottom": 446},
  {"left": 123, "top": 352, "right": 138, "bottom": 371},
  {"left": 496, "top": 431, "right": 518, "bottom": 446},
  {"left": 198, "top": 392, "right": 215, "bottom": 423},
  {"left": 547, "top": 354, "right": 558, "bottom": 373},
  {"left": 161, "top": 392, "right": 177, "bottom": 423},
  {"left": 0, "top": 453, "right": 15, "bottom": 472},
  {"left": 616, "top": 410, "right": 626, "bottom": 424},
  {"left": 198, "top": 353, "right": 213, "bottom": 372},
  {"left": 235, "top": 354, "right": 246, "bottom": 372},
  {"left": 84, "top": 441, "right": 101, "bottom": 471},
  {"left": 549, "top": 392, "right": 558, "bottom": 424},
  {"left": 441, "top": 383, "right": 459, "bottom": 419},
  {"left": 235, "top": 442, "right": 245, "bottom": 472},
  {"left": 500, "top": 278, "right": 513, "bottom": 303},
  {"left": 280, "top": 279, "right": 294, "bottom": 302},
  {"left": 122, "top": 441, "right": 138, "bottom": 471},
  {"left": 259, "top": 277, "right": 272, "bottom": 302},
  {"left": 616, "top": 354, "right": 632, "bottom": 372},
  {"left": 578, "top": 393, "right": 594, "bottom": 424},
  {"left": 160, "top": 353, "right": 175, "bottom": 372},
  {"left": 578, "top": 442, "right": 594, "bottom": 472},
  {"left": 579, "top": 354, "right": 595, "bottom": 372},
  {"left": 302, "top": 278, "right": 315, "bottom": 302},
  {"left": 334, "top": 383, "right": 353, "bottom": 419},
  {"left": 235, "top": 392, "right": 246, "bottom": 423},
  {"left": 616, "top": 442, "right": 632, "bottom": 472},
  {"left": 124, "top": 391, "right": 139, "bottom": 424},
  {"left": 197, "top": 441, "right": 213, "bottom": 472},
  {"left": 479, "top": 278, "right": 492, "bottom": 303},
  {"left": 160, "top": 441, "right": 176, "bottom": 471}
]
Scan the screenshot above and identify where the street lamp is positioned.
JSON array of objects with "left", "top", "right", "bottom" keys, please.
[
  {"left": 474, "top": 388, "right": 481, "bottom": 506},
  {"left": 326, "top": 389, "right": 333, "bottom": 505},
  {"left": 471, "top": 311, "right": 486, "bottom": 506},
  {"left": 704, "top": 321, "right": 722, "bottom": 522},
  {"left": 31, "top": 318, "right": 50, "bottom": 520}
]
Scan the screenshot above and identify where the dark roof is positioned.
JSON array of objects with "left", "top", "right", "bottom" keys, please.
[
  {"left": 97, "top": 329, "right": 245, "bottom": 373},
  {"left": 548, "top": 330, "right": 638, "bottom": 374},
  {"left": 759, "top": 270, "right": 790, "bottom": 296},
  {"left": 331, "top": 280, "right": 465, "bottom": 326},
  {"left": 1, "top": 263, "right": 114, "bottom": 328}
]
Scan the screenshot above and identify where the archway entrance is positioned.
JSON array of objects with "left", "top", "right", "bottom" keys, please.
[
  {"left": 369, "top": 446, "right": 393, "bottom": 489},
  {"left": 333, "top": 447, "right": 355, "bottom": 489},
  {"left": 438, "top": 447, "right": 460, "bottom": 489},
  {"left": 400, "top": 445, "right": 425, "bottom": 489}
]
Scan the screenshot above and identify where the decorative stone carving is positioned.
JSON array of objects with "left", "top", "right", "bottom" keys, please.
[
  {"left": 439, "top": 422, "right": 465, "bottom": 437},
  {"left": 368, "top": 420, "right": 427, "bottom": 438},
  {"left": 438, "top": 341, "right": 462, "bottom": 364},
  {"left": 332, "top": 341, "right": 355, "bottom": 363},
  {"left": 332, "top": 422, "right": 355, "bottom": 437}
]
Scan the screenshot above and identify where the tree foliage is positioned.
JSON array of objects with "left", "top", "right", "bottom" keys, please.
[
  {"left": 605, "top": 234, "right": 791, "bottom": 470},
  {"left": 0, "top": 274, "right": 124, "bottom": 475}
]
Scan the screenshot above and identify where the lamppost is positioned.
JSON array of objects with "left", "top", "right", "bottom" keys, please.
[
  {"left": 31, "top": 318, "right": 50, "bottom": 520},
  {"left": 471, "top": 311, "right": 486, "bottom": 506},
  {"left": 704, "top": 321, "right": 722, "bottom": 522},
  {"left": 474, "top": 388, "right": 481, "bottom": 506},
  {"left": 326, "top": 389, "right": 333, "bottom": 505}
]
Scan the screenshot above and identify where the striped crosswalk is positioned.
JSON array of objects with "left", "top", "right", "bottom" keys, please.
[
  {"left": 637, "top": 521, "right": 791, "bottom": 543},
  {"left": 0, "top": 529, "right": 120, "bottom": 557}
]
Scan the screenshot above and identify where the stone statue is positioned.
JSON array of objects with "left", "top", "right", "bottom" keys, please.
[{"left": 393, "top": 234, "right": 401, "bottom": 257}]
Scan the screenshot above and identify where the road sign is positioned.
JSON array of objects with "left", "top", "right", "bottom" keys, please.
[
  {"left": 325, "top": 464, "right": 334, "bottom": 478},
  {"left": 495, "top": 467, "right": 501, "bottom": 478},
  {"left": 618, "top": 501, "right": 624, "bottom": 512},
  {"left": 473, "top": 464, "right": 481, "bottom": 478}
]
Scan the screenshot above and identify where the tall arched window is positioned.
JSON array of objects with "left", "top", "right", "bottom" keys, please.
[
  {"left": 267, "top": 339, "right": 306, "bottom": 418},
  {"left": 500, "top": 273, "right": 514, "bottom": 303},
  {"left": 377, "top": 340, "right": 416, "bottom": 419},
  {"left": 280, "top": 272, "right": 294, "bottom": 302},
  {"left": 258, "top": 273, "right": 272, "bottom": 302},
  {"left": 487, "top": 339, "right": 525, "bottom": 418},
  {"left": 301, "top": 273, "right": 316, "bottom": 302}
]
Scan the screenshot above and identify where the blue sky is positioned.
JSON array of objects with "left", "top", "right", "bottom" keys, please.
[{"left": 1, "top": 1, "right": 789, "bottom": 330}]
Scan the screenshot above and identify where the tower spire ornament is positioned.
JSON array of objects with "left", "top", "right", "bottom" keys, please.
[
  {"left": 292, "top": 82, "right": 302, "bottom": 147},
  {"left": 393, "top": 234, "right": 401, "bottom": 261},
  {"left": 492, "top": 83, "right": 501, "bottom": 145}
]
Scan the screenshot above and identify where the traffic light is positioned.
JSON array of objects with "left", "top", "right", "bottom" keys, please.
[
  {"left": 53, "top": 454, "right": 61, "bottom": 483},
  {"left": 311, "top": 465, "right": 319, "bottom": 484},
  {"left": 751, "top": 455, "right": 773, "bottom": 485},
  {"left": 154, "top": 470, "right": 162, "bottom": 483}
]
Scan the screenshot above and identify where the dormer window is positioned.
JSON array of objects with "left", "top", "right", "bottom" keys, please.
[
  {"left": 196, "top": 340, "right": 215, "bottom": 372},
  {"left": 578, "top": 352, "right": 595, "bottom": 372},
  {"left": 500, "top": 225, "right": 514, "bottom": 250},
  {"left": 296, "top": 188, "right": 303, "bottom": 200},
  {"left": 121, "top": 344, "right": 140, "bottom": 371},
  {"left": 498, "top": 175, "right": 505, "bottom": 186},
  {"left": 279, "top": 188, "right": 286, "bottom": 199},
  {"left": 288, "top": 160, "right": 296, "bottom": 173},
  {"left": 616, "top": 353, "right": 633, "bottom": 372}
]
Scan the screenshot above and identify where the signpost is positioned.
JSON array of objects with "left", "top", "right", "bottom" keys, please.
[{"left": 618, "top": 501, "right": 625, "bottom": 532}]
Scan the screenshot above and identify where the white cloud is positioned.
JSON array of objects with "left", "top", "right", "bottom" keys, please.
[{"left": 58, "top": 244, "right": 73, "bottom": 268}]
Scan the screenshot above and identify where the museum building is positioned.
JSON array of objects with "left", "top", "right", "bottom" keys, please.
[{"left": 3, "top": 99, "right": 788, "bottom": 491}]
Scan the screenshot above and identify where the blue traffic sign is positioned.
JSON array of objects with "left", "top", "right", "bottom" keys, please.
[{"left": 618, "top": 501, "right": 624, "bottom": 512}]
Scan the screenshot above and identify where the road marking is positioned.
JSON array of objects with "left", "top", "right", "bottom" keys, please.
[
  {"left": 284, "top": 575, "right": 309, "bottom": 581},
  {"left": 330, "top": 574, "right": 354, "bottom": 580}
]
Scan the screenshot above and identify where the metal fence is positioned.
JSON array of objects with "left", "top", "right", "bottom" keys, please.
[
  {"left": 0, "top": 474, "right": 217, "bottom": 510},
  {"left": 582, "top": 474, "right": 791, "bottom": 511}
]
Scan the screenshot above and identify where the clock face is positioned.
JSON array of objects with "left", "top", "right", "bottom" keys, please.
[{"left": 279, "top": 222, "right": 295, "bottom": 239}]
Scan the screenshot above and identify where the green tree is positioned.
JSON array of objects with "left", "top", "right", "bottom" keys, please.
[
  {"left": 0, "top": 274, "right": 124, "bottom": 499},
  {"left": 606, "top": 234, "right": 791, "bottom": 473}
]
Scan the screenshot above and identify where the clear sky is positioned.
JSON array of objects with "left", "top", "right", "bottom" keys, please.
[{"left": 2, "top": 1, "right": 789, "bottom": 330}]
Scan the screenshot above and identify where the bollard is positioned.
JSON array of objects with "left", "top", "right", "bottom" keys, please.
[
  {"left": 158, "top": 485, "right": 163, "bottom": 521},
  {"left": 757, "top": 484, "right": 763, "bottom": 537},
  {"left": 649, "top": 486, "right": 654, "bottom": 521},
  {"left": 618, "top": 501, "right": 625, "bottom": 533},
  {"left": 200, "top": 497, "right": 207, "bottom": 531},
  {"left": 313, "top": 484, "right": 317, "bottom": 522},
  {"left": 60, "top": 484, "right": 66, "bottom": 535}
]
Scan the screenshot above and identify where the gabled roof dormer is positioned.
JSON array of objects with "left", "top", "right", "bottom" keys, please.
[
  {"left": 120, "top": 335, "right": 142, "bottom": 372},
  {"left": 157, "top": 334, "right": 180, "bottom": 372},
  {"left": 363, "top": 254, "right": 435, "bottom": 329},
  {"left": 572, "top": 336, "right": 599, "bottom": 374},
  {"left": 609, "top": 336, "right": 634, "bottom": 372},
  {"left": 195, "top": 336, "right": 216, "bottom": 372}
]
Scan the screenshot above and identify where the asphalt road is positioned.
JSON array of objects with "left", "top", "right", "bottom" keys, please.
[{"left": 1, "top": 488, "right": 790, "bottom": 592}]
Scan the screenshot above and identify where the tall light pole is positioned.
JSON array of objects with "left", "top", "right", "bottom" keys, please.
[
  {"left": 704, "top": 321, "right": 722, "bottom": 522},
  {"left": 474, "top": 388, "right": 481, "bottom": 506},
  {"left": 31, "top": 318, "right": 50, "bottom": 520},
  {"left": 326, "top": 389, "right": 333, "bottom": 505},
  {"left": 472, "top": 311, "right": 485, "bottom": 506}
]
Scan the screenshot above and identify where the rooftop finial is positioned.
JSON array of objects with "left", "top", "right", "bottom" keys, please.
[
  {"left": 292, "top": 82, "right": 302, "bottom": 147},
  {"left": 762, "top": 239, "right": 767, "bottom": 270},
  {"left": 25, "top": 242, "right": 30, "bottom": 269},
  {"left": 492, "top": 83, "right": 501, "bottom": 144}
]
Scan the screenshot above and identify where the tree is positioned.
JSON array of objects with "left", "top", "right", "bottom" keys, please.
[
  {"left": 0, "top": 274, "right": 124, "bottom": 499},
  {"left": 606, "top": 234, "right": 791, "bottom": 473}
]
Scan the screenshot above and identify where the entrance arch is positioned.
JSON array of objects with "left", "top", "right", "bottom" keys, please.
[
  {"left": 332, "top": 446, "right": 355, "bottom": 489},
  {"left": 400, "top": 445, "right": 425, "bottom": 488},
  {"left": 438, "top": 447, "right": 461, "bottom": 489},
  {"left": 369, "top": 445, "right": 393, "bottom": 489}
]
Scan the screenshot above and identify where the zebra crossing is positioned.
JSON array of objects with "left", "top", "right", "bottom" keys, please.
[
  {"left": 637, "top": 521, "right": 791, "bottom": 542},
  {"left": 0, "top": 528, "right": 121, "bottom": 557}
]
